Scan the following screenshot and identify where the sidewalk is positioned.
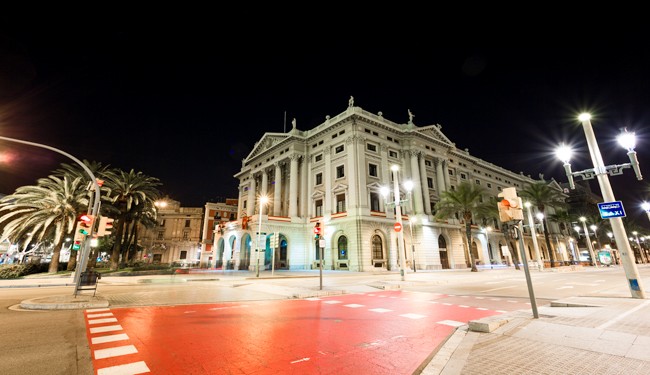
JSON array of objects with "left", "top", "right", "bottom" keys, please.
[{"left": 4, "top": 269, "right": 650, "bottom": 374}]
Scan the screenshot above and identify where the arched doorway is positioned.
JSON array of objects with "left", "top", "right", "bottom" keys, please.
[
  {"left": 216, "top": 238, "right": 225, "bottom": 268},
  {"left": 439, "top": 235, "right": 449, "bottom": 269},
  {"left": 273, "top": 234, "right": 289, "bottom": 270},
  {"left": 371, "top": 234, "right": 385, "bottom": 269},
  {"left": 228, "top": 235, "right": 237, "bottom": 270},
  {"left": 336, "top": 235, "right": 349, "bottom": 270},
  {"left": 240, "top": 233, "right": 251, "bottom": 270},
  {"left": 471, "top": 240, "right": 479, "bottom": 265}
]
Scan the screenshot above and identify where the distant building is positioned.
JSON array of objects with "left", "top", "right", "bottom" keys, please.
[
  {"left": 211, "top": 103, "right": 571, "bottom": 272},
  {"left": 138, "top": 199, "right": 203, "bottom": 265},
  {"left": 200, "top": 199, "right": 238, "bottom": 267}
]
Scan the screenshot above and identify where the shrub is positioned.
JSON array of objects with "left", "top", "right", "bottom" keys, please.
[{"left": 0, "top": 264, "right": 26, "bottom": 279}]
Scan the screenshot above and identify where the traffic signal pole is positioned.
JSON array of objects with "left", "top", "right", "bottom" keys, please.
[{"left": 0, "top": 136, "right": 101, "bottom": 289}]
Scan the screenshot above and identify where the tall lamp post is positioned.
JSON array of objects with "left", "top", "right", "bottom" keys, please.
[
  {"left": 524, "top": 202, "right": 544, "bottom": 270},
  {"left": 556, "top": 113, "right": 645, "bottom": 299},
  {"left": 632, "top": 231, "right": 646, "bottom": 263},
  {"left": 579, "top": 217, "right": 598, "bottom": 267},
  {"left": 255, "top": 196, "right": 268, "bottom": 278},
  {"left": 606, "top": 232, "right": 617, "bottom": 264},
  {"left": 590, "top": 224, "right": 602, "bottom": 251},
  {"left": 403, "top": 180, "right": 417, "bottom": 272},
  {"left": 0, "top": 136, "right": 101, "bottom": 288},
  {"left": 380, "top": 165, "right": 407, "bottom": 281}
]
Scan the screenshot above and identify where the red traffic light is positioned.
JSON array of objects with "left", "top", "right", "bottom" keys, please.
[{"left": 313, "top": 223, "right": 321, "bottom": 235}]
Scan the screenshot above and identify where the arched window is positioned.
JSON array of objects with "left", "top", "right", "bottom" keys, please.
[
  {"left": 338, "top": 236, "right": 348, "bottom": 260},
  {"left": 438, "top": 235, "right": 447, "bottom": 249}
]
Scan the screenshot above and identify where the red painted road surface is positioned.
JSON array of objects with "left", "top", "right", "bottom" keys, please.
[{"left": 85, "top": 291, "right": 513, "bottom": 374}]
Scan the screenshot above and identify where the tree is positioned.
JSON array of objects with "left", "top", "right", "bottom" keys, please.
[
  {"left": 520, "top": 182, "right": 567, "bottom": 267},
  {"left": 0, "top": 176, "right": 89, "bottom": 273},
  {"left": 435, "top": 182, "right": 495, "bottom": 272},
  {"left": 102, "top": 169, "right": 162, "bottom": 271}
]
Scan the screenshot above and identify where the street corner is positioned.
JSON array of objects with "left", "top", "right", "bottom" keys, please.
[{"left": 18, "top": 294, "right": 109, "bottom": 310}]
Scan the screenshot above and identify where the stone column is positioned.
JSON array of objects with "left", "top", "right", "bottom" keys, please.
[
  {"left": 246, "top": 173, "right": 256, "bottom": 216},
  {"left": 300, "top": 155, "right": 308, "bottom": 217},
  {"left": 380, "top": 144, "right": 390, "bottom": 213},
  {"left": 324, "top": 147, "right": 332, "bottom": 215},
  {"left": 436, "top": 158, "right": 446, "bottom": 194},
  {"left": 261, "top": 169, "right": 268, "bottom": 199},
  {"left": 419, "top": 154, "right": 431, "bottom": 215},
  {"left": 408, "top": 150, "right": 424, "bottom": 214},
  {"left": 443, "top": 160, "right": 451, "bottom": 190},
  {"left": 345, "top": 136, "right": 360, "bottom": 212},
  {"left": 289, "top": 154, "right": 300, "bottom": 217},
  {"left": 273, "top": 162, "right": 282, "bottom": 216}
]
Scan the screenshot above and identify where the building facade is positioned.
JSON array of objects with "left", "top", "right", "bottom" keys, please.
[
  {"left": 200, "top": 199, "right": 239, "bottom": 268},
  {"left": 138, "top": 199, "right": 204, "bottom": 265},
  {"left": 207, "top": 102, "right": 571, "bottom": 272}
]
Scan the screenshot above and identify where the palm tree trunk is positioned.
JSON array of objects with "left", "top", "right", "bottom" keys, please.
[
  {"left": 66, "top": 249, "right": 77, "bottom": 271},
  {"left": 48, "top": 238, "right": 65, "bottom": 273},
  {"left": 110, "top": 218, "right": 125, "bottom": 271},
  {"left": 542, "top": 218, "right": 556, "bottom": 267},
  {"left": 465, "top": 222, "right": 478, "bottom": 272}
]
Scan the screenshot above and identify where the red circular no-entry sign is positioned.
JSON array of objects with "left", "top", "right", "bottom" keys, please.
[{"left": 394, "top": 222, "right": 402, "bottom": 232}]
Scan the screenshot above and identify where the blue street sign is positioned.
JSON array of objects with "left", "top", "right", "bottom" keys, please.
[{"left": 597, "top": 201, "right": 626, "bottom": 219}]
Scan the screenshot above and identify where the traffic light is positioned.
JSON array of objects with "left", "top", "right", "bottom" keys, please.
[
  {"left": 79, "top": 214, "right": 95, "bottom": 233},
  {"left": 497, "top": 187, "right": 524, "bottom": 222},
  {"left": 313, "top": 222, "right": 322, "bottom": 240},
  {"left": 72, "top": 240, "right": 82, "bottom": 251},
  {"left": 97, "top": 216, "right": 114, "bottom": 236}
]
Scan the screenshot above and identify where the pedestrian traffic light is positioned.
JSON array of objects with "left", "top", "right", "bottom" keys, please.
[
  {"left": 313, "top": 222, "right": 322, "bottom": 240},
  {"left": 97, "top": 216, "right": 114, "bottom": 236},
  {"left": 77, "top": 214, "right": 95, "bottom": 235},
  {"left": 497, "top": 187, "right": 524, "bottom": 222},
  {"left": 72, "top": 240, "right": 82, "bottom": 251}
]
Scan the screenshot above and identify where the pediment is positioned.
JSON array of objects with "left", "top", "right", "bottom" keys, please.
[
  {"left": 415, "top": 125, "right": 454, "bottom": 145},
  {"left": 332, "top": 183, "right": 348, "bottom": 193},
  {"left": 245, "top": 133, "right": 291, "bottom": 161}
]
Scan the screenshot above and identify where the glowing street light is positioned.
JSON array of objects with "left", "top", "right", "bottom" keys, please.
[
  {"left": 579, "top": 217, "right": 598, "bottom": 267},
  {"left": 556, "top": 113, "right": 645, "bottom": 299}
]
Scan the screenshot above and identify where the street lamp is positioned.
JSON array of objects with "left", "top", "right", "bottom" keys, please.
[
  {"left": 380, "top": 164, "right": 407, "bottom": 281},
  {"left": 556, "top": 113, "right": 645, "bottom": 299},
  {"left": 632, "top": 231, "right": 646, "bottom": 263},
  {"left": 579, "top": 217, "right": 598, "bottom": 267},
  {"left": 403, "top": 179, "right": 417, "bottom": 272},
  {"left": 255, "top": 195, "right": 269, "bottom": 278},
  {"left": 590, "top": 224, "right": 603, "bottom": 251},
  {"left": 524, "top": 202, "right": 544, "bottom": 270}
]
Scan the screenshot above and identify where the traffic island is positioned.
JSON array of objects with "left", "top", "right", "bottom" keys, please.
[{"left": 20, "top": 294, "right": 109, "bottom": 310}]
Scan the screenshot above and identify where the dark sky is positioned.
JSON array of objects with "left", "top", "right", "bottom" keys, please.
[{"left": 1, "top": 25, "right": 650, "bottom": 226}]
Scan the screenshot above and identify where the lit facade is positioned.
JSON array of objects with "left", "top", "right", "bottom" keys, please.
[
  {"left": 217, "top": 102, "right": 569, "bottom": 272},
  {"left": 200, "top": 199, "right": 238, "bottom": 267},
  {"left": 138, "top": 199, "right": 203, "bottom": 265}
]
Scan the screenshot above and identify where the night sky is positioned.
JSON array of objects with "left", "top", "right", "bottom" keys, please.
[{"left": 1, "top": 25, "right": 650, "bottom": 226}]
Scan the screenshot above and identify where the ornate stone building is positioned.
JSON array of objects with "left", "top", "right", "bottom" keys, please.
[{"left": 206, "top": 102, "right": 571, "bottom": 272}]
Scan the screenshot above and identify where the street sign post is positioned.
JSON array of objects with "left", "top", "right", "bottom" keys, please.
[{"left": 598, "top": 201, "right": 626, "bottom": 219}]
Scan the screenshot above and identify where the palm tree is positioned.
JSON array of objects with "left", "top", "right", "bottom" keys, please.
[
  {"left": 548, "top": 210, "right": 577, "bottom": 263},
  {"left": 520, "top": 182, "right": 567, "bottom": 267},
  {"left": 0, "top": 176, "right": 89, "bottom": 273},
  {"left": 102, "top": 169, "right": 162, "bottom": 271},
  {"left": 435, "top": 182, "right": 495, "bottom": 272}
]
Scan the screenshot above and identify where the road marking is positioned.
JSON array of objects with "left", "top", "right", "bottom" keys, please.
[
  {"left": 89, "top": 318, "right": 118, "bottom": 325},
  {"left": 305, "top": 298, "right": 321, "bottom": 301},
  {"left": 184, "top": 311, "right": 196, "bottom": 314},
  {"left": 597, "top": 300, "right": 650, "bottom": 330},
  {"left": 97, "top": 361, "right": 150, "bottom": 375},
  {"left": 90, "top": 325, "right": 123, "bottom": 334},
  {"left": 477, "top": 308, "right": 488, "bottom": 310},
  {"left": 94, "top": 345, "right": 138, "bottom": 360},
  {"left": 92, "top": 333, "right": 130, "bottom": 344},
  {"left": 438, "top": 320, "right": 464, "bottom": 327},
  {"left": 324, "top": 301, "right": 342, "bottom": 304},
  {"left": 557, "top": 286, "right": 574, "bottom": 289},
  {"left": 459, "top": 296, "right": 469, "bottom": 298},
  {"left": 290, "top": 357, "right": 310, "bottom": 364},
  {"left": 475, "top": 297, "right": 485, "bottom": 299},
  {"left": 496, "top": 310, "right": 507, "bottom": 313},
  {"left": 344, "top": 304, "right": 364, "bottom": 308},
  {"left": 442, "top": 303, "right": 452, "bottom": 306},
  {"left": 481, "top": 286, "right": 517, "bottom": 293},
  {"left": 459, "top": 305, "right": 470, "bottom": 308},
  {"left": 87, "top": 312, "right": 114, "bottom": 318},
  {"left": 369, "top": 308, "right": 392, "bottom": 313},
  {"left": 400, "top": 313, "right": 426, "bottom": 319},
  {"left": 87, "top": 308, "right": 110, "bottom": 312}
]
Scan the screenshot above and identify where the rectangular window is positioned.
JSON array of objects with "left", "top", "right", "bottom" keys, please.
[
  {"left": 180, "top": 250, "right": 187, "bottom": 260},
  {"left": 160, "top": 219, "right": 166, "bottom": 227},
  {"left": 427, "top": 177, "right": 434, "bottom": 189},
  {"left": 389, "top": 150, "right": 398, "bottom": 158},
  {"left": 243, "top": 201, "right": 247, "bottom": 209},
  {"left": 315, "top": 154, "right": 322, "bottom": 162},
  {"left": 370, "top": 192, "right": 380, "bottom": 211},
  {"left": 183, "top": 231, "right": 188, "bottom": 240},
  {"left": 157, "top": 231, "right": 164, "bottom": 240},
  {"left": 425, "top": 160, "right": 432, "bottom": 167},
  {"left": 335, "top": 145, "right": 344, "bottom": 153},
  {"left": 460, "top": 173, "right": 467, "bottom": 179},
  {"left": 367, "top": 143, "right": 377, "bottom": 152},
  {"left": 336, "top": 194, "right": 346, "bottom": 213},
  {"left": 475, "top": 179, "right": 480, "bottom": 184},
  {"left": 336, "top": 165, "right": 345, "bottom": 178},
  {"left": 448, "top": 169, "right": 454, "bottom": 176},
  {"left": 332, "top": 133, "right": 338, "bottom": 139},
  {"left": 369, "top": 163, "right": 378, "bottom": 177},
  {"left": 487, "top": 183, "right": 492, "bottom": 188},
  {"left": 185, "top": 219, "right": 191, "bottom": 227},
  {"left": 316, "top": 172, "right": 323, "bottom": 185},
  {"left": 315, "top": 199, "right": 323, "bottom": 217}
]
